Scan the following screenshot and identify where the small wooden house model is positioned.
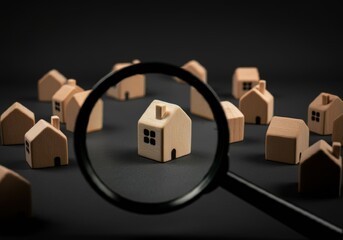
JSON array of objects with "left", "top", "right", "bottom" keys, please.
[
  {"left": 307, "top": 92, "right": 343, "bottom": 135},
  {"left": 106, "top": 59, "right": 145, "bottom": 101},
  {"left": 232, "top": 67, "right": 260, "bottom": 99},
  {"left": 220, "top": 101, "right": 245, "bottom": 143},
  {"left": 332, "top": 113, "right": 343, "bottom": 145},
  {"left": 52, "top": 79, "right": 83, "bottom": 123},
  {"left": 175, "top": 59, "right": 207, "bottom": 83},
  {"left": 265, "top": 116, "right": 309, "bottom": 164},
  {"left": 188, "top": 61, "right": 213, "bottom": 119},
  {"left": 0, "top": 165, "right": 31, "bottom": 218},
  {"left": 25, "top": 116, "right": 68, "bottom": 168},
  {"left": 299, "top": 140, "right": 342, "bottom": 196},
  {"left": 38, "top": 69, "right": 67, "bottom": 102},
  {"left": 138, "top": 100, "right": 191, "bottom": 162},
  {"left": 239, "top": 80, "right": 274, "bottom": 124},
  {"left": 65, "top": 90, "right": 103, "bottom": 133},
  {"left": 0, "top": 102, "right": 35, "bottom": 145}
]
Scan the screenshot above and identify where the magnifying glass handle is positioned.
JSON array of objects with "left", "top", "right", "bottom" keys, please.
[{"left": 221, "top": 172, "right": 343, "bottom": 239}]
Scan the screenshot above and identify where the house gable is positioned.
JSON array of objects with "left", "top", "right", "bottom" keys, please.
[
  {"left": 0, "top": 166, "right": 31, "bottom": 217},
  {"left": 65, "top": 90, "right": 103, "bottom": 132},
  {"left": 38, "top": 69, "right": 67, "bottom": 101},
  {"left": 138, "top": 100, "right": 191, "bottom": 162},
  {"left": 299, "top": 140, "right": 342, "bottom": 195},
  {"left": 0, "top": 102, "right": 35, "bottom": 145},
  {"left": 308, "top": 92, "right": 343, "bottom": 135}
]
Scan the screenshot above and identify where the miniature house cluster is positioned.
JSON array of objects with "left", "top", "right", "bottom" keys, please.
[
  {"left": 1, "top": 58, "right": 343, "bottom": 220},
  {"left": 262, "top": 92, "right": 343, "bottom": 196},
  {"left": 38, "top": 69, "right": 104, "bottom": 133}
]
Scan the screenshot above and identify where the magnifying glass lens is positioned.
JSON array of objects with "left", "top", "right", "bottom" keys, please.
[{"left": 86, "top": 73, "right": 218, "bottom": 203}]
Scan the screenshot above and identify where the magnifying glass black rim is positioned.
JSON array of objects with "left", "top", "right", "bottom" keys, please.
[{"left": 74, "top": 62, "right": 229, "bottom": 214}]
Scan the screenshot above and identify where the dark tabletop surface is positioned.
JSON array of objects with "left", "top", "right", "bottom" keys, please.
[{"left": 0, "top": 2, "right": 342, "bottom": 239}]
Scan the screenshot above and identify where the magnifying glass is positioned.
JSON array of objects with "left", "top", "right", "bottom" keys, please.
[{"left": 74, "top": 62, "right": 342, "bottom": 239}]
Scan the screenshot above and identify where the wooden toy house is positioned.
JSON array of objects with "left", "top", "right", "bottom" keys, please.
[
  {"left": 52, "top": 79, "right": 84, "bottom": 123},
  {"left": 239, "top": 80, "right": 274, "bottom": 124},
  {"left": 38, "top": 69, "right": 67, "bottom": 102},
  {"left": 232, "top": 67, "right": 260, "bottom": 99},
  {"left": 220, "top": 101, "right": 245, "bottom": 143},
  {"left": 25, "top": 116, "right": 68, "bottom": 168},
  {"left": 138, "top": 100, "right": 191, "bottom": 162},
  {"left": 188, "top": 61, "right": 213, "bottom": 119},
  {"left": 0, "top": 165, "right": 31, "bottom": 218},
  {"left": 0, "top": 102, "right": 35, "bottom": 145},
  {"left": 332, "top": 113, "right": 343, "bottom": 145},
  {"left": 265, "top": 116, "right": 309, "bottom": 164},
  {"left": 175, "top": 59, "right": 207, "bottom": 83},
  {"left": 299, "top": 140, "right": 342, "bottom": 196},
  {"left": 307, "top": 92, "right": 343, "bottom": 135},
  {"left": 106, "top": 60, "right": 145, "bottom": 101},
  {"left": 65, "top": 90, "right": 103, "bottom": 133}
]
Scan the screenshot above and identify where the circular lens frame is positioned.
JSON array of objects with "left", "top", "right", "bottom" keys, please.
[{"left": 74, "top": 62, "right": 229, "bottom": 214}]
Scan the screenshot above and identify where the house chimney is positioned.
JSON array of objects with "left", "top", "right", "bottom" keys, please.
[
  {"left": 51, "top": 116, "right": 60, "bottom": 130},
  {"left": 67, "top": 79, "right": 76, "bottom": 86},
  {"left": 332, "top": 142, "right": 341, "bottom": 158},
  {"left": 259, "top": 80, "right": 266, "bottom": 94},
  {"left": 132, "top": 59, "right": 140, "bottom": 64},
  {"left": 322, "top": 94, "right": 330, "bottom": 105},
  {"left": 156, "top": 104, "right": 166, "bottom": 120}
]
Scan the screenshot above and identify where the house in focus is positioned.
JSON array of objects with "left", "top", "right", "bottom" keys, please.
[{"left": 138, "top": 99, "right": 191, "bottom": 162}]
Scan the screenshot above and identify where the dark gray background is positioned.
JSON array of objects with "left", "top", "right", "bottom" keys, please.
[{"left": 0, "top": 2, "right": 342, "bottom": 239}]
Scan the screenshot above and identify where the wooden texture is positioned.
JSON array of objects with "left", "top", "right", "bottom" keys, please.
[
  {"left": 332, "top": 113, "right": 343, "bottom": 145},
  {"left": 106, "top": 60, "right": 145, "bottom": 100},
  {"left": 298, "top": 140, "right": 342, "bottom": 196},
  {"left": 25, "top": 116, "right": 68, "bottom": 168},
  {"left": 38, "top": 69, "right": 67, "bottom": 102},
  {"left": 265, "top": 116, "right": 309, "bottom": 164},
  {"left": 175, "top": 60, "right": 207, "bottom": 83},
  {"left": 232, "top": 67, "right": 260, "bottom": 99},
  {"left": 0, "top": 102, "right": 35, "bottom": 145},
  {"left": 307, "top": 92, "right": 343, "bottom": 135},
  {"left": 188, "top": 62, "right": 213, "bottom": 119},
  {"left": 52, "top": 79, "right": 84, "bottom": 123},
  {"left": 220, "top": 101, "right": 245, "bottom": 143},
  {"left": 138, "top": 100, "right": 192, "bottom": 162},
  {"left": 65, "top": 90, "right": 103, "bottom": 133},
  {"left": 0, "top": 165, "right": 31, "bottom": 218},
  {"left": 239, "top": 80, "right": 274, "bottom": 124}
]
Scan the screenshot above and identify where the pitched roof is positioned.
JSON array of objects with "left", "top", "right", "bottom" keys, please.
[
  {"left": 234, "top": 67, "right": 259, "bottom": 82},
  {"left": 267, "top": 116, "right": 308, "bottom": 138},
  {"left": 113, "top": 62, "right": 131, "bottom": 72},
  {"left": 38, "top": 69, "right": 66, "bottom": 85},
  {"left": 309, "top": 92, "right": 343, "bottom": 111},
  {"left": 240, "top": 82, "right": 273, "bottom": 103},
  {"left": 139, "top": 100, "right": 185, "bottom": 128},
  {"left": 0, "top": 165, "right": 30, "bottom": 185},
  {"left": 221, "top": 101, "right": 243, "bottom": 119},
  {"left": 0, "top": 102, "right": 34, "bottom": 122},
  {"left": 25, "top": 119, "right": 65, "bottom": 142},
  {"left": 183, "top": 60, "right": 207, "bottom": 82},
  {"left": 301, "top": 140, "right": 341, "bottom": 167},
  {"left": 53, "top": 80, "right": 83, "bottom": 102}
]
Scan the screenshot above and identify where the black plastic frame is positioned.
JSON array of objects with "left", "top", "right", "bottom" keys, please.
[{"left": 74, "top": 62, "right": 229, "bottom": 214}]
